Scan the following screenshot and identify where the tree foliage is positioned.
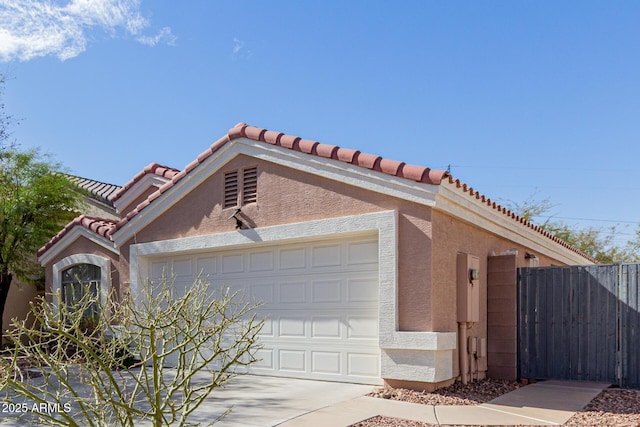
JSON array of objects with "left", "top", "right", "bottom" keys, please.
[
  {"left": 0, "top": 74, "right": 83, "bottom": 342},
  {"left": 0, "top": 148, "right": 81, "bottom": 280},
  {"left": 505, "top": 191, "right": 639, "bottom": 264},
  {"left": 1, "top": 276, "right": 263, "bottom": 426}
]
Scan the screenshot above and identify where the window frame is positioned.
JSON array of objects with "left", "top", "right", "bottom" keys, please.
[
  {"left": 61, "top": 264, "right": 102, "bottom": 319},
  {"left": 52, "top": 254, "right": 111, "bottom": 315}
]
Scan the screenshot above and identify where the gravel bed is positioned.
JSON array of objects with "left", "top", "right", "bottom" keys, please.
[
  {"left": 564, "top": 388, "right": 640, "bottom": 427},
  {"left": 353, "top": 380, "right": 640, "bottom": 427},
  {"left": 368, "top": 378, "right": 520, "bottom": 405}
]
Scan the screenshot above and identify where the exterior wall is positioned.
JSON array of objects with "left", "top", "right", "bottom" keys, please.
[
  {"left": 2, "top": 278, "right": 39, "bottom": 345},
  {"left": 122, "top": 155, "right": 436, "bottom": 332},
  {"left": 118, "top": 187, "right": 163, "bottom": 218},
  {"left": 430, "top": 209, "right": 573, "bottom": 383},
  {"left": 42, "top": 148, "right": 594, "bottom": 389}
]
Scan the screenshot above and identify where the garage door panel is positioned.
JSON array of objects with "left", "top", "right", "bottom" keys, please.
[
  {"left": 311, "top": 244, "right": 342, "bottom": 267},
  {"left": 347, "top": 277, "right": 379, "bottom": 302},
  {"left": 348, "top": 316, "right": 378, "bottom": 339},
  {"left": 253, "top": 348, "right": 275, "bottom": 370},
  {"left": 348, "top": 353, "right": 380, "bottom": 377},
  {"left": 279, "top": 281, "right": 306, "bottom": 304},
  {"left": 279, "top": 350, "right": 306, "bottom": 372},
  {"left": 279, "top": 247, "right": 307, "bottom": 270},
  {"left": 278, "top": 317, "right": 306, "bottom": 337},
  {"left": 260, "top": 318, "right": 275, "bottom": 337},
  {"left": 172, "top": 259, "right": 193, "bottom": 278},
  {"left": 312, "top": 351, "right": 341, "bottom": 375},
  {"left": 196, "top": 256, "right": 217, "bottom": 275},
  {"left": 347, "top": 240, "right": 378, "bottom": 265},
  {"left": 250, "top": 283, "right": 275, "bottom": 304},
  {"left": 311, "top": 279, "right": 342, "bottom": 303},
  {"left": 149, "top": 235, "right": 380, "bottom": 384},
  {"left": 221, "top": 254, "right": 244, "bottom": 273},
  {"left": 248, "top": 251, "right": 274, "bottom": 272},
  {"left": 311, "top": 316, "right": 342, "bottom": 338}
]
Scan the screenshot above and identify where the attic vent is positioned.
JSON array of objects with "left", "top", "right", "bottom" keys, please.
[
  {"left": 223, "top": 167, "right": 258, "bottom": 208},
  {"left": 224, "top": 171, "right": 239, "bottom": 208},
  {"left": 243, "top": 167, "right": 257, "bottom": 204}
]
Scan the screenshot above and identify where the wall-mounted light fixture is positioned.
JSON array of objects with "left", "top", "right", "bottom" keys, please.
[
  {"left": 525, "top": 252, "right": 537, "bottom": 259},
  {"left": 468, "top": 268, "right": 480, "bottom": 282},
  {"left": 227, "top": 208, "right": 243, "bottom": 230}
]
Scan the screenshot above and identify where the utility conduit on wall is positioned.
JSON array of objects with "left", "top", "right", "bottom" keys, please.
[{"left": 457, "top": 253, "right": 480, "bottom": 384}]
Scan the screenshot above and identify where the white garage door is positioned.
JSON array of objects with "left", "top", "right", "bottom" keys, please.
[{"left": 147, "top": 235, "right": 380, "bottom": 384}]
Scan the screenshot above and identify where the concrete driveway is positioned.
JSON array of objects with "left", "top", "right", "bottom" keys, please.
[
  {"left": 0, "top": 372, "right": 374, "bottom": 426},
  {"left": 185, "top": 374, "right": 374, "bottom": 426}
]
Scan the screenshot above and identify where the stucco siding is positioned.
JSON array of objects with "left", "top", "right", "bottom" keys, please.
[
  {"left": 431, "top": 209, "right": 573, "bottom": 379},
  {"left": 124, "top": 155, "right": 435, "bottom": 331},
  {"left": 118, "top": 187, "right": 162, "bottom": 218},
  {"left": 2, "top": 279, "right": 39, "bottom": 345}
]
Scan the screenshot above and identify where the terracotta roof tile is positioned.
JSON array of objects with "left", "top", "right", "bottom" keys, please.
[
  {"left": 37, "top": 215, "right": 117, "bottom": 257},
  {"left": 111, "top": 163, "right": 181, "bottom": 202},
  {"left": 278, "top": 134, "right": 301, "bottom": 149},
  {"left": 111, "top": 122, "right": 450, "bottom": 234},
  {"left": 445, "top": 175, "right": 596, "bottom": 263},
  {"left": 354, "top": 153, "right": 381, "bottom": 170},
  {"left": 379, "top": 159, "right": 405, "bottom": 176},
  {"left": 296, "top": 138, "right": 318, "bottom": 154},
  {"left": 315, "top": 143, "right": 339, "bottom": 159},
  {"left": 337, "top": 148, "right": 359, "bottom": 163},
  {"left": 262, "top": 130, "right": 282, "bottom": 145}
]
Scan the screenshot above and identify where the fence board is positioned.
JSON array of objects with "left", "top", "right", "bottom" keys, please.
[
  {"left": 621, "top": 264, "right": 640, "bottom": 388},
  {"left": 518, "top": 264, "right": 638, "bottom": 387}
]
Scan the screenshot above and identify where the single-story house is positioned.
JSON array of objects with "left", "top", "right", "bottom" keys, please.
[
  {"left": 37, "top": 122, "right": 594, "bottom": 389},
  {"left": 2, "top": 176, "right": 121, "bottom": 346}
]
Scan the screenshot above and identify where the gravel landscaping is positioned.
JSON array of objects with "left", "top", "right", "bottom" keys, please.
[
  {"left": 368, "top": 378, "right": 520, "bottom": 406},
  {"left": 352, "top": 379, "right": 640, "bottom": 427}
]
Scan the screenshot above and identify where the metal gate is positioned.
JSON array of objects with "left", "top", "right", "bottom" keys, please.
[{"left": 518, "top": 264, "right": 640, "bottom": 388}]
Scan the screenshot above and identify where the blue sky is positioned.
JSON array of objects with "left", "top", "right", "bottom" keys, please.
[{"left": 1, "top": 1, "right": 639, "bottom": 245}]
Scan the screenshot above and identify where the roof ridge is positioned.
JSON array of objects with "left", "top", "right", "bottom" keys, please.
[
  {"left": 112, "top": 122, "right": 450, "bottom": 233},
  {"left": 37, "top": 215, "right": 118, "bottom": 257},
  {"left": 110, "top": 162, "right": 181, "bottom": 202}
]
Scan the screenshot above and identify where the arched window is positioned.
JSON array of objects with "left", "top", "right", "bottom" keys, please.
[{"left": 61, "top": 264, "right": 101, "bottom": 318}]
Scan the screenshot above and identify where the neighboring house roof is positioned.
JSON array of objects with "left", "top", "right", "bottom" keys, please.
[
  {"left": 65, "top": 175, "right": 122, "bottom": 206},
  {"left": 38, "top": 122, "right": 596, "bottom": 263}
]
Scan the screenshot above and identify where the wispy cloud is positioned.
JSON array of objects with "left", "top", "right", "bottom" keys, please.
[
  {"left": 233, "top": 37, "right": 243, "bottom": 55},
  {"left": 0, "top": 0, "right": 176, "bottom": 62},
  {"left": 232, "top": 37, "right": 251, "bottom": 59},
  {"left": 138, "top": 26, "right": 176, "bottom": 47}
]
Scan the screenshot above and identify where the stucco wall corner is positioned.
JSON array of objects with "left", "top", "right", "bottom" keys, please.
[
  {"left": 380, "top": 331, "right": 457, "bottom": 351},
  {"left": 381, "top": 348, "right": 454, "bottom": 383}
]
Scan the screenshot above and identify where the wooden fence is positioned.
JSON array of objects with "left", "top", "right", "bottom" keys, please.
[{"left": 518, "top": 264, "right": 640, "bottom": 388}]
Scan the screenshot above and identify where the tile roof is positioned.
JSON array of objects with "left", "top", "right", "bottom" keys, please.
[
  {"left": 65, "top": 175, "right": 122, "bottom": 205},
  {"left": 113, "top": 122, "right": 451, "bottom": 232},
  {"left": 37, "top": 215, "right": 117, "bottom": 257},
  {"left": 39, "top": 122, "right": 595, "bottom": 263},
  {"left": 110, "top": 163, "right": 181, "bottom": 202},
  {"left": 446, "top": 177, "right": 596, "bottom": 262}
]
